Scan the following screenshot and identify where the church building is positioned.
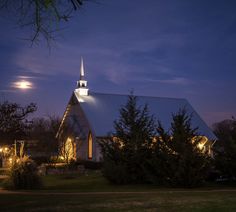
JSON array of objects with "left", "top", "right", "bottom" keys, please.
[{"left": 57, "top": 59, "right": 217, "bottom": 162}]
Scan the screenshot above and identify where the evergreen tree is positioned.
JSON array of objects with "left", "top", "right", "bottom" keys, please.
[
  {"left": 213, "top": 118, "right": 236, "bottom": 179},
  {"left": 145, "top": 122, "right": 173, "bottom": 184},
  {"left": 156, "top": 109, "right": 210, "bottom": 187},
  {"left": 100, "top": 94, "right": 156, "bottom": 184}
]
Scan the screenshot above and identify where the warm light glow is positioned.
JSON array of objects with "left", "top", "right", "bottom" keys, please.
[
  {"left": 198, "top": 142, "right": 205, "bottom": 150},
  {"left": 88, "top": 132, "right": 93, "bottom": 159},
  {"left": 193, "top": 136, "right": 208, "bottom": 151},
  {"left": 64, "top": 137, "right": 74, "bottom": 161},
  {"left": 13, "top": 80, "right": 33, "bottom": 90},
  {"left": 113, "top": 136, "right": 124, "bottom": 148},
  {"left": 59, "top": 156, "right": 64, "bottom": 160},
  {"left": 0, "top": 148, "right": 2, "bottom": 152},
  {"left": 4, "top": 147, "right": 8, "bottom": 151}
]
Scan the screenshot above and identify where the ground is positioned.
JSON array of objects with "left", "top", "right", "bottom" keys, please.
[{"left": 0, "top": 171, "right": 236, "bottom": 211}]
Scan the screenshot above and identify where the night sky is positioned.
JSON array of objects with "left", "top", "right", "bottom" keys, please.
[{"left": 0, "top": 0, "right": 236, "bottom": 127}]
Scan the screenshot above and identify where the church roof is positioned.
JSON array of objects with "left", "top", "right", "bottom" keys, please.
[{"left": 74, "top": 91, "right": 216, "bottom": 140}]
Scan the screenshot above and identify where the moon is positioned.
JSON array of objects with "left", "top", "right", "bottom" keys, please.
[{"left": 13, "top": 80, "right": 33, "bottom": 90}]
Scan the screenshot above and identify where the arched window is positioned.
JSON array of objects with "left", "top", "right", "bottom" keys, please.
[
  {"left": 88, "top": 132, "right": 93, "bottom": 159},
  {"left": 64, "top": 137, "right": 74, "bottom": 162}
]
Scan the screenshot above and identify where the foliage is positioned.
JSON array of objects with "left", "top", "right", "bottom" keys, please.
[
  {"left": 57, "top": 118, "right": 79, "bottom": 164},
  {"left": 101, "top": 140, "right": 130, "bottom": 184},
  {"left": 29, "top": 116, "right": 60, "bottom": 162},
  {"left": 5, "top": 156, "right": 42, "bottom": 189},
  {"left": 100, "top": 96, "right": 211, "bottom": 187},
  {"left": 100, "top": 94, "right": 156, "bottom": 184},
  {"left": 0, "top": 0, "right": 89, "bottom": 46},
  {"left": 59, "top": 137, "right": 74, "bottom": 164},
  {"left": 76, "top": 160, "right": 102, "bottom": 170},
  {"left": 213, "top": 118, "right": 236, "bottom": 179},
  {"left": 155, "top": 109, "right": 210, "bottom": 187},
  {"left": 0, "top": 101, "right": 37, "bottom": 145}
]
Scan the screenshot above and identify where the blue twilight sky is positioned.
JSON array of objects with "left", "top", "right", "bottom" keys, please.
[{"left": 0, "top": 0, "right": 236, "bottom": 127}]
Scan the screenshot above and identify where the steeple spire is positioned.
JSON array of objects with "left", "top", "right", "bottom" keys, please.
[
  {"left": 80, "top": 57, "right": 85, "bottom": 80},
  {"left": 75, "top": 58, "right": 89, "bottom": 96}
]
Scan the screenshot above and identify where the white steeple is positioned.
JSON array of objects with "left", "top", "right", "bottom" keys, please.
[
  {"left": 75, "top": 57, "right": 89, "bottom": 96},
  {"left": 80, "top": 57, "right": 85, "bottom": 79}
]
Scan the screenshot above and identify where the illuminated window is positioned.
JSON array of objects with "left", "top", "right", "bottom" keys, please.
[
  {"left": 88, "top": 132, "right": 93, "bottom": 159},
  {"left": 64, "top": 138, "right": 74, "bottom": 161}
]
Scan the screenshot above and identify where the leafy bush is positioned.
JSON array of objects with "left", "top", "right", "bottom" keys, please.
[
  {"left": 5, "top": 156, "right": 42, "bottom": 189},
  {"left": 31, "top": 156, "right": 50, "bottom": 165}
]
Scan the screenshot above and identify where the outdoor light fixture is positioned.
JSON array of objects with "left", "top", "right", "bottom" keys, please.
[
  {"left": 8, "top": 158, "right": 12, "bottom": 163},
  {"left": 59, "top": 156, "right": 64, "bottom": 160}
]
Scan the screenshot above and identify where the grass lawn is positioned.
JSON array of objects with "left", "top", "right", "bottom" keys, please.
[
  {"left": 1, "top": 191, "right": 236, "bottom": 212},
  {"left": 0, "top": 171, "right": 236, "bottom": 211},
  {"left": 42, "top": 170, "right": 162, "bottom": 192}
]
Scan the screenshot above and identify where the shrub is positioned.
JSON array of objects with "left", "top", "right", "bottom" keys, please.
[
  {"left": 5, "top": 156, "right": 42, "bottom": 189},
  {"left": 31, "top": 156, "right": 50, "bottom": 165},
  {"left": 102, "top": 159, "right": 129, "bottom": 184},
  {"left": 76, "top": 160, "right": 102, "bottom": 170}
]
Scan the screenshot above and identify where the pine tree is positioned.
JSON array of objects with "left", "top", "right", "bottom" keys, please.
[
  {"left": 100, "top": 94, "right": 156, "bottom": 184},
  {"left": 156, "top": 109, "right": 210, "bottom": 187},
  {"left": 213, "top": 118, "right": 236, "bottom": 179},
  {"left": 145, "top": 121, "right": 173, "bottom": 184}
]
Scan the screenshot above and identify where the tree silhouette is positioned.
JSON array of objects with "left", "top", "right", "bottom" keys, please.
[
  {"left": 213, "top": 118, "right": 236, "bottom": 179},
  {"left": 0, "top": 101, "right": 37, "bottom": 145},
  {"left": 156, "top": 109, "right": 210, "bottom": 187},
  {"left": 0, "top": 0, "right": 91, "bottom": 46},
  {"left": 100, "top": 94, "right": 156, "bottom": 184},
  {"left": 29, "top": 116, "right": 60, "bottom": 161}
]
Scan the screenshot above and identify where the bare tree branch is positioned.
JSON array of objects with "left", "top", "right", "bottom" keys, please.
[{"left": 0, "top": 0, "right": 92, "bottom": 46}]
